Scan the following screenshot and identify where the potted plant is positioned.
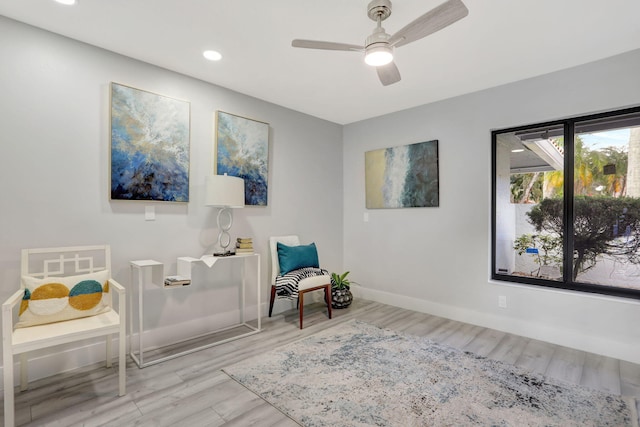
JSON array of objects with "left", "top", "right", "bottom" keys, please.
[{"left": 330, "top": 271, "right": 355, "bottom": 309}]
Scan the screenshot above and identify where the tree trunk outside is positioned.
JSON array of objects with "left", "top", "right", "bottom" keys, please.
[
  {"left": 573, "top": 250, "right": 584, "bottom": 281},
  {"left": 519, "top": 172, "right": 540, "bottom": 203}
]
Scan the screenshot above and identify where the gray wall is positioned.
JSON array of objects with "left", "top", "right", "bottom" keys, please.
[
  {"left": 0, "top": 16, "right": 343, "bottom": 382},
  {"left": 2, "top": 13, "right": 640, "bottom": 385},
  {"left": 343, "top": 48, "right": 640, "bottom": 364}
]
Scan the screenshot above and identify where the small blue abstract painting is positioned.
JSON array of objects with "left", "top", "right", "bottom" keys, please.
[
  {"left": 365, "top": 140, "right": 439, "bottom": 208},
  {"left": 216, "top": 111, "right": 269, "bottom": 206},
  {"left": 110, "top": 83, "right": 190, "bottom": 202}
]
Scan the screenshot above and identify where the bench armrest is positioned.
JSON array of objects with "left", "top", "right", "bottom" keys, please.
[
  {"left": 2, "top": 289, "right": 24, "bottom": 311},
  {"left": 2, "top": 289, "right": 24, "bottom": 342},
  {"left": 107, "top": 278, "right": 126, "bottom": 318},
  {"left": 108, "top": 278, "right": 125, "bottom": 294}
]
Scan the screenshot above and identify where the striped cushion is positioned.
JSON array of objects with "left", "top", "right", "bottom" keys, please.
[{"left": 275, "top": 267, "right": 329, "bottom": 299}]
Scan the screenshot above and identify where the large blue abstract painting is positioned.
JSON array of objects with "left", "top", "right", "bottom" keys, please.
[
  {"left": 110, "top": 83, "right": 190, "bottom": 202},
  {"left": 365, "top": 140, "right": 439, "bottom": 208},
  {"left": 216, "top": 111, "right": 269, "bottom": 206}
]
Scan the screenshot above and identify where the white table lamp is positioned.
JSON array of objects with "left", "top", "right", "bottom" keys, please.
[{"left": 205, "top": 174, "right": 245, "bottom": 256}]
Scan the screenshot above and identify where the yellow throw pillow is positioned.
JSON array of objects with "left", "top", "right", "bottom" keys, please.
[{"left": 16, "top": 270, "right": 111, "bottom": 328}]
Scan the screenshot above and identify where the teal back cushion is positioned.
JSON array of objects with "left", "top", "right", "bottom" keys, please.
[{"left": 277, "top": 242, "right": 319, "bottom": 275}]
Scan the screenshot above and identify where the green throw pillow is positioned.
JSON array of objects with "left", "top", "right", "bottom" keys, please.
[{"left": 277, "top": 242, "right": 319, "bottom": 275}]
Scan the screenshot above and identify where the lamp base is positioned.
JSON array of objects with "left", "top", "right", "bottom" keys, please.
[{"left": 213, "top": 251, "right": 236, "bottom": 257}]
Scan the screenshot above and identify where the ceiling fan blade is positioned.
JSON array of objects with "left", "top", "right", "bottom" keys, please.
[
  {"left": 291, "top": 39, "right": 363, "bottom": 52},
  {"left": 389, "top": 0, "right": 468, "bottom": 48},
  {"left": 376, "top": 61, "right": 401, "bottom": 86}
]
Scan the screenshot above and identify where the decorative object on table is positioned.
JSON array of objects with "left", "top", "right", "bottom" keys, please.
[
  {"left": 235, "top": 237, "right": 254, "bottom": 254},
  {"left": 223, "top": 320, "right": 638, "bottom": 427},
  {"left": 205, "top": 174, "right": 245, "bottom": 256},
  {"left": 365, "top": 139, "right": 439, "bottom": 208},
  {"left": 216, "top": 111, "right": 269, "bottom": 206},
  {"left": 3, "top": 245, "right": 126, "bottom": 426},
  {"left": 268, "top": 235, "right": 332, "bottom": 329},
  {"left": 110, "top": 82, "right": 190, "bottom": 202},
  {"left": 330, "top": 271, "right": 355, "bottom": 309},
  {"left": 163, "top": 275, "right": 191, "bottom": 287}
]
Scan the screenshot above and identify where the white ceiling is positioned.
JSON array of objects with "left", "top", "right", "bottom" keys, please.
[{"left": 2, "top": 0, "right": 640, "bottom": 124}]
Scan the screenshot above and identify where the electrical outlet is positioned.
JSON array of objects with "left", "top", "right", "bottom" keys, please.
[{"left": 498, "top": 295, "right": 507, "bottom": 308}]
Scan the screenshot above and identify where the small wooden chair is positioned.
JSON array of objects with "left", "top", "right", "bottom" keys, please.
[
  {"left": 2, "top": 245, "right": 126, "bottom": 426},
  {"left": 268, "top": 235, "right": 332, "bottom": 329}
]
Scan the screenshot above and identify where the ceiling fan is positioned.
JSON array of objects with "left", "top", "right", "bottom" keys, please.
[{"left": 291, "top": 0, "right": 469, "bottom": 86}]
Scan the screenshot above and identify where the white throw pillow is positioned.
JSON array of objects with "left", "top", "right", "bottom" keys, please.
[{"left": 16, "top": 270, "right": 111, "bottom": 328}]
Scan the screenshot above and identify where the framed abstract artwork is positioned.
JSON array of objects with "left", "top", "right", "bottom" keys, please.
[
  {"left": 110, "top": 82, "right": 190, "bottom": 202},
  {"left": 216, "top": 111, "right": 269, "bottom": 206},
  {"left": 365, "top": 140, "right": 439, "bottom": 209}
]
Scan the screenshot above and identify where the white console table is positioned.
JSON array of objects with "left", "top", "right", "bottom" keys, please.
[{"left": 129, "top": 254, "right": 261, "bottom": 368}]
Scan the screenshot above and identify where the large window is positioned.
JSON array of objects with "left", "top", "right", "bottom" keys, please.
[{"left": 492, "top": 107, "right": 640, "bottom": 299}]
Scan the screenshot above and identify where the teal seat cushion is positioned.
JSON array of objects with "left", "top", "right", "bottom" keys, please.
[{"left": 277, "top": 242, "right": 319, "bottom": 275}]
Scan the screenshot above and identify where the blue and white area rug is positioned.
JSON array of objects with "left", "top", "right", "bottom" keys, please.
[{"left": 223, "top": 320, "right": 638, "bottom": 427}]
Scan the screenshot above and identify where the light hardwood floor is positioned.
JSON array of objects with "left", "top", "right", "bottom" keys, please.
[{"left": 4, "top": 299, "right": 640, "bottom": 426}]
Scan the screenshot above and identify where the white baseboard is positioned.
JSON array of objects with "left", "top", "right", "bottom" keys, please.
[{"left": 353, "top": 286, "right": 640, "bottom": 365}]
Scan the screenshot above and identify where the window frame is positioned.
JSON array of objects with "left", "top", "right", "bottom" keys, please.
[{"left": 491, "top": 106, "right": 640, "bottom": 300}]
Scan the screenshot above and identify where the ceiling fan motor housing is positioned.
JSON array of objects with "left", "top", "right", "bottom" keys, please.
[
  {"left": 367, "top": 0, "right": 392, "bottom": 21},
  {"left": 365, "top": 26, "right": 391, "bottom": 48}
]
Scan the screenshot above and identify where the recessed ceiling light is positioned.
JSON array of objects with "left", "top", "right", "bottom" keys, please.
[
  {"left": 511, "top": 148, "right": 525, "bottom": 153},
  {"left": 54, "top": 0, "right": 77, "bottom": 5},
  {"left": 203, "top": 50, "right": 222, "bottom": 61}
]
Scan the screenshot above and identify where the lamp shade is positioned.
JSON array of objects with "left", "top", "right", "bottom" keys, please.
[{"left": 205, "top": 175, "right": 245, "bottom": 208}]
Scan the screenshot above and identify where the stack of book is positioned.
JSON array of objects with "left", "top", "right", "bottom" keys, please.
[
  {"left": 164, "top": 275, "right": 191, "bottom": 287},
  {"left": 235, "top": 237, "right": 254, "bottom": 254}
]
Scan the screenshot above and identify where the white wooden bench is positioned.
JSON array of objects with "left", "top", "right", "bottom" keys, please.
[{"left": 2, "top": 245, "right": 126, "bottom": 426}]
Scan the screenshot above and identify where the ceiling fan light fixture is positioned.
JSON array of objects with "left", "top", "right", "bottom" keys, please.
[{"left": 364, "top": 44, "right": 393, "bottom": 67}]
